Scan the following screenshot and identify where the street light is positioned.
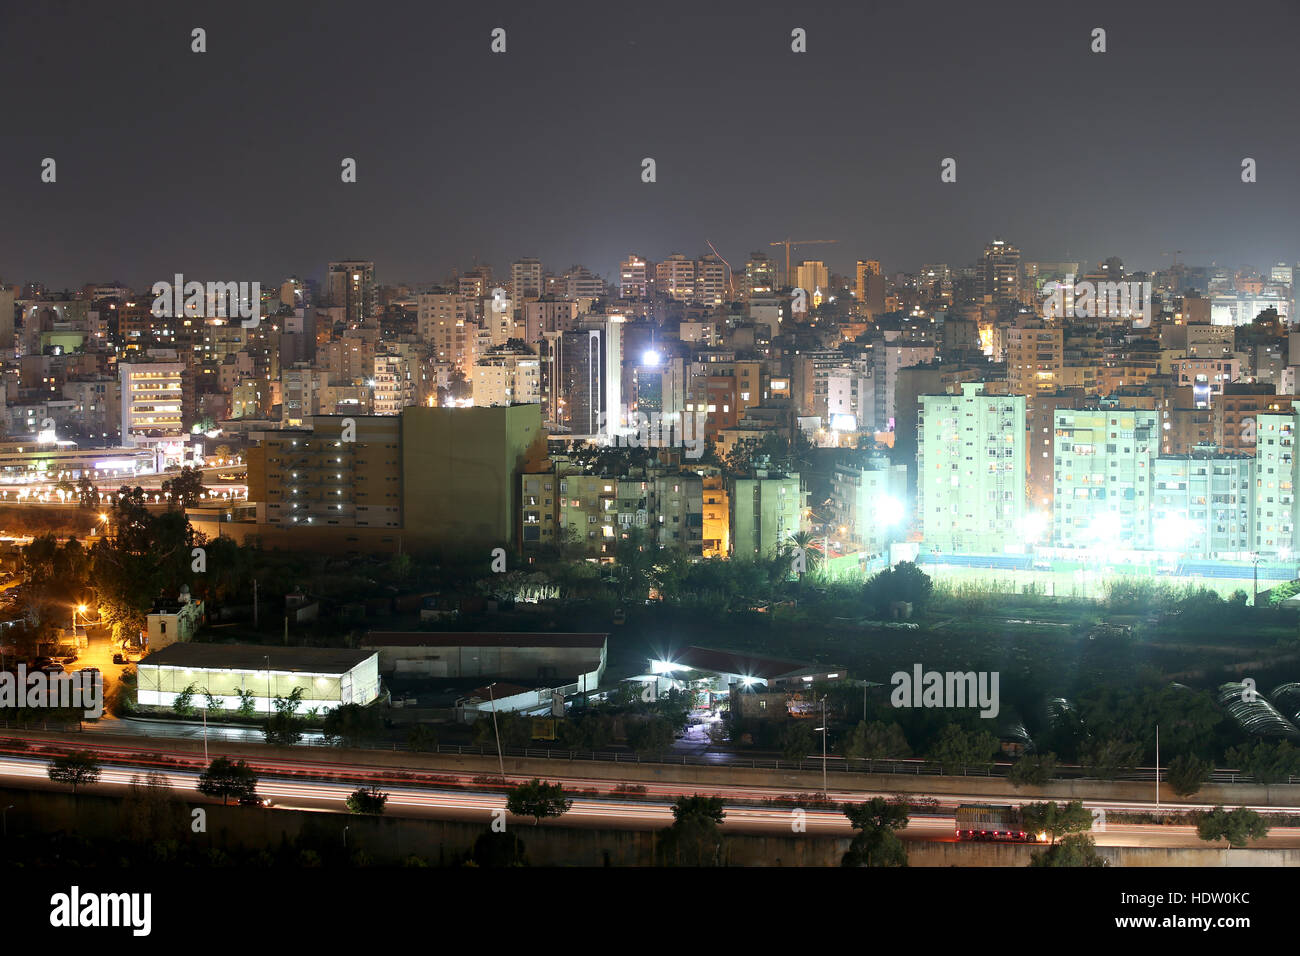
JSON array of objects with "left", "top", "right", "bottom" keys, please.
[
  {"left": 2, "top": 804, "right": 12, "bottom": 838},
  {"left": 816, "top": 696, "right": 828, "bottom": 798},
  {"left": 486, "top": 683, "right": 505, "bottom": 780}
]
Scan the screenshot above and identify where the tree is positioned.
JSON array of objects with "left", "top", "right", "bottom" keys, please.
[
  {"left": 864, "top": 561, "right": 932, "bottom": 615},
  {"left": 1197, "top": 806, "right": 1270, "bottom": 848},
  {"left": 505, "top": 779, "right": 572, "bottom": 825},
  {"left": 785, "top": 531, "right": 822, "bottom": 576},
  {"left": 1166, "top": 753, "right": 1212, "bottom": 797},
  {"left": 346, "top": 786, "right": 388, "bottom": 815},
  {"left": 124, "top": 771, "right": 188, "bottom": 845},
  {"left": 1030, "top": 834, "right": 1107, "bottom": 867},
  {"left": 841, "top": 797, "right": 910, "bottom": 867},
  {"left": 659, "top": 795, "right": 726, "bottom": 866},
  {"left": 233, "top": 687, "right": 257, "bottom": 717},
  {"left": 263, "top": 686, "right": 305, "bottom": 746},
  {"left": 47, "top": 751, "right": 101, "bottom": 794},
  {"left": 927, "top": 724, "right": 1000, "bottom": 774},
  {"left": 76, "top": 475, "right": 100, "bottom": 510},
  {"left": 1020, "top": 800, "right": 1093, "bottom": 845},
  {"left": 777, "top": 720, "right": 816, "bottom": 760},
  {"left": 161, "top": 466, "right": 205, "bottom": 508},
  {"left": 196, "top": 756, "right": 258, "bottom": 805},
  {"left": 1225, "top": 740, "right": 1300, "bottom": 785},
  {"left": 627, "top": 716, "right": 676, "bottom": 755},
  {"left": 322, "top": 703, "right": 382, "bottom": 748},
  {"left": 408, "top": 724, "right": 438, "bottom": 752},
  {"left": 1080, "top": 737, "right": 1144, "bottom": 779},
  {"left": 1008, "top": 752, "right": 1059, "bottom": 788},
  {"left": 172, "top": 682, "right": 198, "bottom": 717},
  {"left": 841, "top": 720, "right": 911, "bottom": 768}
]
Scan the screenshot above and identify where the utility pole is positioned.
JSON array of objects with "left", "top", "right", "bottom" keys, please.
[
  {"left": 488, "top": 683, "right": 505, "bottom": 780},
  {"left": 821, "top": 696, "right": 828, "bottom": 798},
  {"left": 1155, "top": 724, "right": 1160, "bottom": 811}
]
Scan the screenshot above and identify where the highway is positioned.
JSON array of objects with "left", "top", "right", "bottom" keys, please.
[{"left": 4, "top": 744, "right": 1300, "bottom": 847}]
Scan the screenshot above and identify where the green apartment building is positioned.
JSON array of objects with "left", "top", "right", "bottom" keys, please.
[
  {"left": 1151, "top": 449, "right": 1255, "bottom": 558},
  {"left": 1052, "top": 406, "right": 1158, "bottom": 550},
  {"left": 1254, "top": 410, "right": 1299, "bottom": 558},
  {"left": 729, "top": 470, "right": 803, "bottom": 559},
  {"left": 918, "top": 383, "right": 1026, "bottom": 553}
]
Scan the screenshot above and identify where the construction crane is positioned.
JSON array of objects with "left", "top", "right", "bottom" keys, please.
[{"left": 770, "top": 238, "right": 839, "bottom": 287}]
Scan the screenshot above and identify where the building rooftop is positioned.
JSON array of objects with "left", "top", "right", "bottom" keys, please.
[
  {"left": 661, "top": 645, "right": 816, "bottom": 681},
  {"left": 362, "top": 631, "right": 607, "bottom": 649},
  {"left": 140, "top": 643, "right": 376, "bottom": 674}
]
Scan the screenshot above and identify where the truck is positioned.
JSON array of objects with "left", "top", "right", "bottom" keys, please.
[{"left": 954, "top": 804, "right": 1044, "bottom": 843}]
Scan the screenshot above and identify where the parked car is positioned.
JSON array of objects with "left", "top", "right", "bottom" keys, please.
[
  {"left": 238, "top": 795, "right": 273, "bottom": 808},
  {"left": 112, "top": 654, "right": 125, "bottom": 665}
]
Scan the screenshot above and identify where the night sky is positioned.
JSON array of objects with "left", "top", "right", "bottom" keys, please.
[{"left": 3, "top": 0, "right": 1299, "bottom": 289}]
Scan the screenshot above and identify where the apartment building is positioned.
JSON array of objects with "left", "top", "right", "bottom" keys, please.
[{"left": 917, "top": 383, "right": 1026, "bottom": 553}]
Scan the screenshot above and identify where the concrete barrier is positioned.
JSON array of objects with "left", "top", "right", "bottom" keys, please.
[{"left": 3, "top": 786, "right": 1293, "bottom": 867}]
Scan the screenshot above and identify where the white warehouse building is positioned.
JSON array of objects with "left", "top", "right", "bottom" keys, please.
[{"left": 136, "top": 643, "right": 380, "bottom": 715}]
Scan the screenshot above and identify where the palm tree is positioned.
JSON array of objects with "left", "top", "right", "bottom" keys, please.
[{"left": 786, "top": 530, "right": 821, "bottom": 571}]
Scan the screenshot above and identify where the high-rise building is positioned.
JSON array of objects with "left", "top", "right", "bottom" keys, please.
[
  {"left": 401, "top": 404, "right": 546, "bottom": 550},
  {"left": 795, "top": 260, "right": 829, "bottom": 298},
  {"left": 744, "top": 254, "right": 777, "bottom": 297},
  {"left": 511, "top": 258, "right": 544, "bottom": 306},
  {"left": 729, "top": 470, "right": 803, "bottom": 559},
  {"left": 0, "top": 286, "right": 14, "bottom": 354},
  {"left": 118, "top": 361, "right": 185, "bottom": 447},
  {"left": 619, "top": 255, "right": 649, "bottom": 299},
  {"left": 1254, "top": 410, "right": 1299, "bottom": 558},
  {"left": 522, "top": 298, "right": 577, "bottom": 344},
  {"left": 656, "top": 254, "right": 695, "bottom": 302},
  {"left": 855, "top": 260, "right": 886, "bottom": 317},
  {"left": 1006, "top": 321, "right": 1064, "bottom": 396},
  {"left": 918, "top": 383, "right": 1026, "bottom": 553},
  {"left": 695, "top": 255, "right": 729, "bottom": 306},
  {"left": 417, "top": 291, "right": 471, "bottom": 366},
  {"left": 830, "top": 454, "right": 909, "bottom": 554},
  {"left": 472, "top": 348, "right": 541, "bottom": 406},
  {"left": 326, "top": 261, "right": 377, "bottom": 326},
  {"left": 1052, "top": 407, "right": 1158, "bottom": 550},
  {"left": 246, "top": 415, "right": 402, "bottom": 528},
  {"left": 542, "top": 317, "right": 623, "bottom": 435},
  {"left": 1151, "top": 449, "right": 1255, "bottom": 558},
  {"left": 563, "top": 266, "right": 606, "bottom": 301},
  {"left": 372, "top": 353, "right": 416, "bottom": 416},
  {"left": 978, "top": 239, "right": 1020, "bottom": 303}
]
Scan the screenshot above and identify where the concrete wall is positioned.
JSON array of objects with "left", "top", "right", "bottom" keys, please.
[{"left": 5, "top": 786, "right": 1294, "bottom": 867}]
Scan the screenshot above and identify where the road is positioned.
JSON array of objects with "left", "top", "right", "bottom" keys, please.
[{"left": 5, "top": 745, "right": 1299, "bottom": 847}]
